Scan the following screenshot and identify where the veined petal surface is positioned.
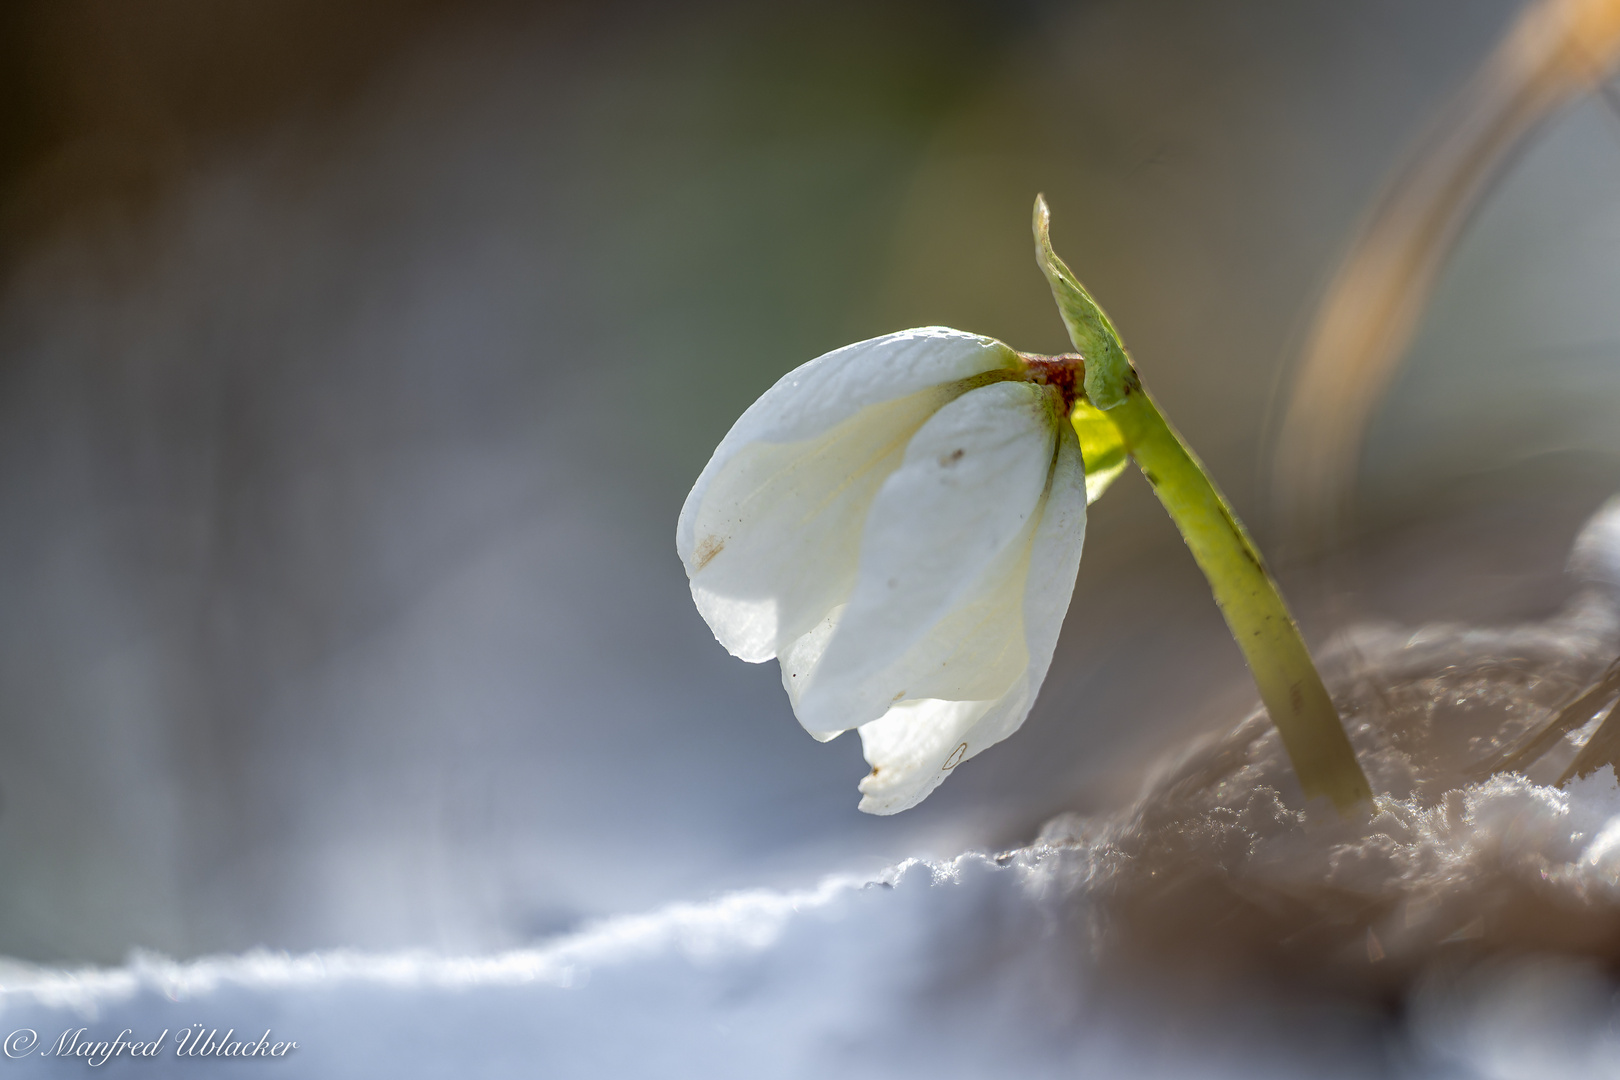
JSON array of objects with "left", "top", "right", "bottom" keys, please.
[
  {"left": 855, "top": 697, "right": 1000, "bottom": 813},
  {"left": 855, "top": 429, "right": 1086, "bottom": 813},
  {"left": 677, "top": 328, "right": 1016, "bottom": 561},
  {"left": 791, "top": 381, "right": 1063, "bottom": 733},
  {"left": 684, "top": 390, "right": 950, "bottom": 661},
  {"left": 678, "top": 328, "right": 1015, "bottom": 662}
]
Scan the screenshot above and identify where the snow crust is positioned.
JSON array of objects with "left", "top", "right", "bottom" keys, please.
[{"left": 6, "top": 601, "right": 1620, "bottom": 1077}]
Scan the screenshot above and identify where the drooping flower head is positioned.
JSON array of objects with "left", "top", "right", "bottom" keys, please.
[
  {"left": 677, "top": 328, "right": 1107, "bottom": 813},
  {"left": 678, "top": 197, "right": 1372, "bottom": 816}
]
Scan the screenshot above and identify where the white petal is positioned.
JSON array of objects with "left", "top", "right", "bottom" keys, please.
[
  {"left": 676, "top": 328, "right": 1016, "bottom": 562},
  {"left": 682, "top": 387, "right": 953, "bottom": 662},
  {"left": 1018, "top": 423, "right": 1088, "bottom": 681},
  {"left": 779, "top": 521, "right": 1031, "bottom": 741},
  {"left": 855, "top": 697, "right": 1000, "bottom": 813},
  {"left": 854, "top": 427, "right": 1087, "bottom": 814},
  {"left": 792, "top": 381, "right": 1061, "bottom": 732}
]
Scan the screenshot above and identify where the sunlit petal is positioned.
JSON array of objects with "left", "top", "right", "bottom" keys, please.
[
  {"left": 854, "top": 429, "right": 1085, "bottom": 814},
  {"left": 856, "top": 697, "right": 998, "bottom": 813},
  {"left": 678, "top": 329, "right": 1017, "bottom": 661},
  {"left": 678, "top": 328, "right": 1015, "bottom": 557},
  {"left": 684, "top": 390, "right": 951, "bottom": 661},
  {"left": 792, "top": 381, "right": 1060, "bottom": 731}
]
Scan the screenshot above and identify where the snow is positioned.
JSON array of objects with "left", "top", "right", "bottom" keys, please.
[{"left": 6, "top": 603, "right": 1620, "bottom": 1077}]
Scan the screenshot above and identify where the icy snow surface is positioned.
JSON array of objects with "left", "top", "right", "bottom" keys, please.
[{"left": 8, "top": 605, "right": 1620, "bottom": 1076}]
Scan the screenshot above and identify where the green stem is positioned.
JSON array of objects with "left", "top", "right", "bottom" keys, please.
[
  {"left": 1104, "top": 388, "right": 1372, "bottom": 811},
  {"left": 1035, "top": 193, "right": 1370, "bottom": 812}
]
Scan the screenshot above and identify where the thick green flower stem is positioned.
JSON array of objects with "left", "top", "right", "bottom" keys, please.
[
  {"left": 1103, "top": 388, "right": 1373, "bottom": 813},
  {"left": 1034, "top": 193, "right": 1370, "bottom": 812}
]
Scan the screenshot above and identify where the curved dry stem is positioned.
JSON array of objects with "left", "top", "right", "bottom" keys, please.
[
  {"left": 1468, "top": 655, "right": 1620, "bottom": 780},
  {"left": 1272, "top": 0, "right": 1620, "bottom": 553}
]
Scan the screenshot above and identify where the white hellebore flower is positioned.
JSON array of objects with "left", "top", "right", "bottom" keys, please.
[{"left": 677, "top": 327, "right": 1088, "bottom": 814}]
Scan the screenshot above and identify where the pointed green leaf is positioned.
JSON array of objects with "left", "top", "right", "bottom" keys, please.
[{"left": 1033, "top": 195, "right": 1136, "bottom": 410}]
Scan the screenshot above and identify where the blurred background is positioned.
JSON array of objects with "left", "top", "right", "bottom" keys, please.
[{"left": 0, "top": 0, "right": 1616, "bottom": 967}]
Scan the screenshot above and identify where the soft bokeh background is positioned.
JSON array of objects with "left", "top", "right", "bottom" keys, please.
[{"left": 0, "top": 0, "right": 1616, "bottom": 970}]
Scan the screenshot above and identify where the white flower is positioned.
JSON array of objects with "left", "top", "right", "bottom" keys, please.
[{"left": 677, "top": 327, "right": 1088, "bottom": 814}]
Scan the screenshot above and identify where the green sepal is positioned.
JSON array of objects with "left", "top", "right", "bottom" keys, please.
[
  {"left": 1070, "top": 400, "right": 1126, "bottom": 504},
  {"left": 1033, "top": 195, "right": 1136, "bottom": 410}
]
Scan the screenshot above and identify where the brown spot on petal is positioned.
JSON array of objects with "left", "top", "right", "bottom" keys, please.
[
  {"left": 942, "top": 743, "right": 968, "bottom": 770},
  {"left": 693, "top": 535, "right": 725, "bottom": 570}
]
